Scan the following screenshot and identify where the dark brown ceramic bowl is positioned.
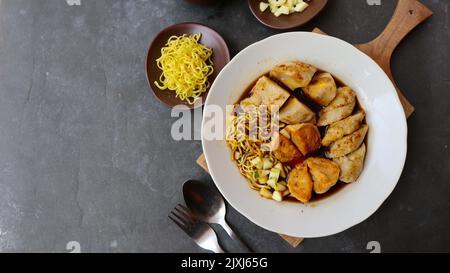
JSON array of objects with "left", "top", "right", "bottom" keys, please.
[
  {"left": 248, "top": 0, "right": 328, "bottom": 30},
  {"left": 146, "top": 22, "right": 230, "bottom": 109}
]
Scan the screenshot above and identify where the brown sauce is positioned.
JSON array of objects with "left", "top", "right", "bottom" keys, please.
[{"left": 233, "top": 68, "right": 368, "bottom": 203}]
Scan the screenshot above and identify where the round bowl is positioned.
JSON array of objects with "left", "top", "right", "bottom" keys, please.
[
  {"left": 248, "top": 0, "right": 328, "bottom": 30},
  {"left": 201, "top": 32, "right": 407, "bottom": 238},
  {"left": 146, "top": 22, "right": 230, "bottom": 109}
]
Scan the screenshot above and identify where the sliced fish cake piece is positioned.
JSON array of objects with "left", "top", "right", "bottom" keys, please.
[
  {"left": 270, "top": 61, "right": 317, "bottom": 90},
  {"left": 326, "top": 124, "right": 369, "bottom": 158},
  {"left": 317, "top": 87, "right": 356, "bottom": 127},
  {"left": 303, "top": 72, "right": 337, "bottom": 106},
  {"left": 322, "top": 112, "right": 365, "bottom": 146},
  {"left": 240, "top": 76, "right": 290, "bottom": 110},
  {"left": 279, "top": 97, "right": 316, "bottom": 125},
  {"left": 333, "top": 143, "right": 366, "bottom": 183}
]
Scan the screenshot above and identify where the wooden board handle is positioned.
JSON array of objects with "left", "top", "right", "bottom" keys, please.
[
  {"left": 358, "top": 0, "right": 433, "bottom": 61},
  {"left": 353, "top": 0, "right": 432, "bottom": 118}
]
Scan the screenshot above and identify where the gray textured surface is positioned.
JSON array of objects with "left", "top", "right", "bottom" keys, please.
[{"left": 0, "top": 0, "right": 449, "bottom": 253}]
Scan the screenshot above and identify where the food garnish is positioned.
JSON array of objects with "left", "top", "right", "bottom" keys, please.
[{"left": 259, "top": 0, "right": 310, "bottom": 17}]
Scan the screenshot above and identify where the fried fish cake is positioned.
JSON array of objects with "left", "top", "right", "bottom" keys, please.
[
  {"left": 305, "top": 157, "right": 340, "bottom": 194},
  {"left": 286, "top": 123, "right": 322, "bottom": 156},
  {"left": 270, "top": 132, "right": 302, "bottom": 163},
  {"left": 287, "top": 163, "right": 313, "bottom": 203}
]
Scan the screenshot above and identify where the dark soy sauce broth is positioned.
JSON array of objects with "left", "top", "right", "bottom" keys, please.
[{"left": 235, "top": 70, "right": 367, "bottom": 203}]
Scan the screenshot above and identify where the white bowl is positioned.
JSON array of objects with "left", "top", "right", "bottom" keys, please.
[{"left": 201, "top": 32, "right": 407, "bottom": 238}]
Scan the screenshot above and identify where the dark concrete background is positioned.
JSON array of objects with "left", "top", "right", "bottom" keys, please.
[{"left": 0, "top": 0, "right": 448, "bottom": 253}]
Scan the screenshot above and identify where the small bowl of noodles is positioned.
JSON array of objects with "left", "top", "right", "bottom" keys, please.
[{"left": 146, "top": 22, "right": 230, "bottom": 108}]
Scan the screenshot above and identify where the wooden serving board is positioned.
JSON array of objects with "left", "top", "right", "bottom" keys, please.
[{"left": 197, "top": 0, "right": 432, "bottom": 248}]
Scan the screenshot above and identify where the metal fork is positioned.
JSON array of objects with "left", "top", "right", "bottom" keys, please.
[{"left": 169, "top": 204, "right": 225, "bottom": 253}]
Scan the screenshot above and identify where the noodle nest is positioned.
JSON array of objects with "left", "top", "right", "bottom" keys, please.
[
  {"left": 227, "top": 107, "right": 289, "bottom": 190},
  {"left": 154, "top": 34, "right": 214, "bottom": 104}
]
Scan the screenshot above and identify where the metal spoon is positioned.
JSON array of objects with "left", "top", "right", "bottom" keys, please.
[{"left": 183, "top": 180, "right": 252, "bottom": 253}]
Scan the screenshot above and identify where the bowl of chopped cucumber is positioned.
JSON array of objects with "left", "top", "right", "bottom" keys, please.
[{"left": 248, "top": 0, "right": 328, "bottom": 30}]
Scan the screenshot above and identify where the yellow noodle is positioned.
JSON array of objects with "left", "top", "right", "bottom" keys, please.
[
  {"left": 154, "top": 34, "right": 214, "bottom": 104},
  {"left": 227, "top": 106, "right": 281, "bottom": 191}
]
